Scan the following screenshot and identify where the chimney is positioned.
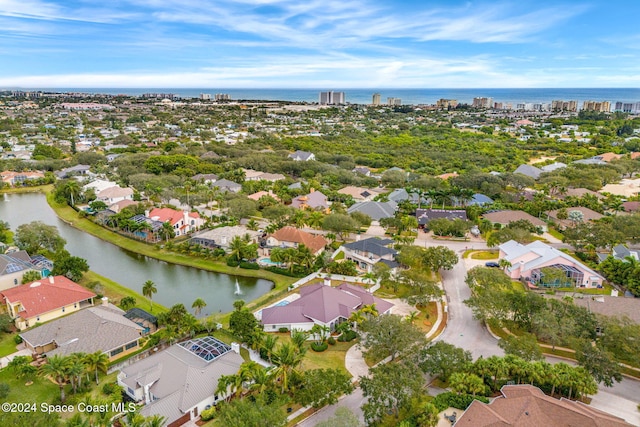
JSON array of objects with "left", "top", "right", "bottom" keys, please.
[
  {"left": 48, "top": 276, "right": 54, "bottom": 284},
  {"left": 231, "top": 342, "right": 240, "bottom": 354},
  {"left": 309, "top": 188, "right": 315, "bottom": 193},
  {"left": 102, "top": 297, "right": 109, "bottom": 306}
]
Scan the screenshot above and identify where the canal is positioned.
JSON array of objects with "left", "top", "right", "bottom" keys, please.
[{"left": 0, "top": 193, "right": 273, "bottom": 316}]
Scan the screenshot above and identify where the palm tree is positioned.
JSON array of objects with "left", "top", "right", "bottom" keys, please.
[
  {"left": 405, "top": 310, "right": 419, "bottom": 324},
  {"left": 142, "top": 280, "right": 157, "bottom": 311},
  {"left": 85, "top": 351, "right": 109, "bottom": 385},
  {"left": 307, "top": 211, "right": 324, "bottom": 229},
  {"left": 261, "top": 334, "right": 279, "bottom": 364},
  {"left": 191, "top": 298, "right": 207, "bottom": 316},
  {"left": 63, "top": 180, "right": 82, "bottom": 206},
  {"left": 290, "top": 329, "right": 309, "bottom": 354},
  {"left": 159, "top": 221, "right": 175, "bottom": 242},
  {"left": 272, "top": 342, "right": 305, "bottom": 393},
  {"left": 228, "top": 235, "right": 248, "bottom": 263},
  {"left": 246, "top": 219, "right": 259, "bottom": 231},
  {"left": 40, "top": 354, "right": 71, "bottom": 403},
  {"left": 68, "top": 353, "right": 86, "bottom": 394}
]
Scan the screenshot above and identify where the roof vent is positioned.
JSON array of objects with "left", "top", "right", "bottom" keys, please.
[
  {"left": 30, "top": 281, "right": 41, "bottom": 288},
  {"left": 49, "top": 276, "right": 54, "bottom": 284}
]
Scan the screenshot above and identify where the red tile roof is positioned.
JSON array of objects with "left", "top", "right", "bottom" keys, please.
[
  {"left": 268, "top": 226, "right": 327, "bottom": 254},
  {"left": 456, "top": 385, "right": 633, "bottom": 427},
  {"left": 1, "top": 276, "right": 96, "bottom": 319},
  {"left": 149, "top": 208, "right": 200, "bottom": 226}
]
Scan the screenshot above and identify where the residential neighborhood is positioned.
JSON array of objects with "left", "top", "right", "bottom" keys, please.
[{"left": 0, "top": 89, "right": 639, "bottom": 427}]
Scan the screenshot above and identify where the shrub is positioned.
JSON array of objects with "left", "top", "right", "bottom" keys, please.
[
  {"left": 278, "top": 327, "right": 289, "bottom": 333},
  {"left": 265, "top": 266, "right": 308, "bottom": 278},
  {"left": 327, "top": 336, "right": 336, "bottom": 345},
  {"left": 200, "top": 407, "right": 217, "bottom": 421},
  {"left": 338, "top": 330, "right": 357, "bottom": 342},
  {"left": 102, "top": 383, "right": 121, "bottom": 396},
  {"left": 239, "top": 261, "right": 260, "bottom": 270},
  {"left": 226, "top": 258, "right": 240, "bottom": 267},
  {"left": 431, "top": 392, "right": 489, "bottom": 411},
  {"left": 310, "top": 342, "right": 328, "bottom": 352},
  {"left": 0, "top": 382, "right": 9, "bottom": 399},
  {"left": 14, "top": 335, "right": 23, "bottom": 344}
]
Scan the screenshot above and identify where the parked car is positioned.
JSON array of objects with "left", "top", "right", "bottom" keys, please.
[{"left": 485, "top": 261, "right": 500, "bottom": 268}]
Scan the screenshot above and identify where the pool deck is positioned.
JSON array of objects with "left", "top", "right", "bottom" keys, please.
[{"left": 253, "top": 293, "right": 301, "bottom": 321}]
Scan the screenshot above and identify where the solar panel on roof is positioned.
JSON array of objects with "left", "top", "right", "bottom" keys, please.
[{"left": 5, "top": 263, "right": 25, "bottom": 273}]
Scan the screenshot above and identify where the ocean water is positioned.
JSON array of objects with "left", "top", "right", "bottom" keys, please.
[{"left": 25, "top": 87, "right": 640, "bottom": 105}]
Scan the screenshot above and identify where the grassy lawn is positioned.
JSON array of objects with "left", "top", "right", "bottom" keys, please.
[
  {"left": 0, "top": 332, "right": 19, "bottom": 357},
  {"left": 269, "top": 332, "right": 356, "bottom": 376},
  {"left": 469, "top": 250, "right": 499, "bottom": 260},
  {"left": 45, "top": 191, "right": 295, "bottom": 291},
  {"left": 80, "top": 270, "right": 168, "bottom": 313},
  {"left": 547, "top": 227, "right": 564, "bottom": 240},
  {"left": 554, "top": 283, "right": 614, "bottom": 295},
  {"left": 0, "top": 364, "right": 59, "bottom": 404}
]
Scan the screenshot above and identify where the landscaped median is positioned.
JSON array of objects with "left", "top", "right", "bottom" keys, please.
[{"left": 43, "top": 189, "right": 296, "bottom": 292}]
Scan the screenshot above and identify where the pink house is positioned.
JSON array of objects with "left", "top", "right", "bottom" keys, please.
[
  {"left": 147, "top": 208, "right": 205, "bottom": 237},
  {"left": 499, "top": 240, "right": 604, "bottom": 288}
]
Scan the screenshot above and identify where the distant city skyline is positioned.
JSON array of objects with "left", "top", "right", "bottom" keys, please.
[{"left": 1, "top": 1, "right": 639, "bottom": 88}]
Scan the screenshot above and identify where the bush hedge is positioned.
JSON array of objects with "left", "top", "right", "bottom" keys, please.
[
  {"left": 265, "top": 266, "right": 309, "bottom": 278},
  {"left": 432, "top": 392, "right": 489, "bottom": 411},
  {"left": 311, "top": 342, "right": 328, "bottom": 352},
  {"left": 102, "top": 383, "right": 121, "bottom": 396},
  {"left": 278, "top": 327, "right": 289, "bottom": 333},
  {"left": 327, "top": 336, "right": 336, "bottom": 345},
  {"left": 239, "top": 261, "right": 260, "bottom": 270},
  {"left": 200, "top": 407, "right": 217, "bottom": 421},
  {"left": 338, "top": 330, "right": 357, "bottom": 342},
  {"left": 226, "top": 258, "right": 240, "bottom": 267}
]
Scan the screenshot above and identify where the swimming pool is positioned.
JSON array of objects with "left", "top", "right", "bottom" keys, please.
[
  {"left": 259, "top": 257, "right": 284, "bottom": 266},
  {"left": 273, "top": 300, "right": 290, "bottom": 307}
]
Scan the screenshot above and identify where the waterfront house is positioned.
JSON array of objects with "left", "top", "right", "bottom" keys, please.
[
  {"left": 499, "top": 240, "right": 604, "bottom": 288},
  {"left": 260, "top": 282, "right": 393, "bottom": 332},
  {"left": 191, "top": 226, "right": 261, "bottom": 250},
  {"left": 0, "top": 250, "right": 43, "bottom": 291},
  {"left": 0, "top": 170, "right": 45, "bottom": 186},
  {"left": 118, "top": 336, "right": 243, "bottom": 427},
  {"left": 147, "top": 208, "right": 205, "bottom": 237},
  {"left": 0, "top": 276, "right": 96, "bottom": 330},
  {"left": 20, "top": 299, "right": 143, "bottom": 361},
  {"left": 265, "top": 226, "right": 327, "bottom": 256},
  {"left": 96, "top": 186, "right": 135, "bottom": 205}
]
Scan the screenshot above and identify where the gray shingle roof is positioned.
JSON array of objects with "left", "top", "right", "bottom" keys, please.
[
  {"left": 342, "top": 237, "right": 396, "bottom": 257},
  {"left": 20, "top": 305, "right": 142, "bottom": 356},
  {"left": 122, "top": 338, "right": 244, "bottom": 425},
  {"left": 347, "top": 201, "right": 397, "bottom": 221},
  {"left": 514, "top": 164, "right": 543, "bottom": 179}
]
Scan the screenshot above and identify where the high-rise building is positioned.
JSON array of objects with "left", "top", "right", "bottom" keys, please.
[
  {"left": 582, "top": 100, "right": 610, "bottom": 113},
  {"left": 319, "top": 91, "right": 346, "bottom": 105},
  {"left": 472, "top": 97, "right": 493, "bottom": 109},
  {"left": 215, "top": 93, "right": 230, "bottom": 101},
  {"left": 614, "top": 101, "right": 640, "bottom": 114},
  {"left": 200, "top": 93, "right": 211, "bottom": 100},
  {"left": 551, "top": 100, "right": 578, "bottom": 112},
  {"left": 387, "top": 97, "right": 402, "bottom": 106},
  {"left": 436, "top": 99, "right": 458, "bottom": 109},
  {"left": 372, "top": 93, "right": 381, "bottom": 106}
]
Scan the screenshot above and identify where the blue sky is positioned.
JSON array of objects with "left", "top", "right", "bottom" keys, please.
[{"left": 0, "top": 0, "right": 639, "bottom": 88}]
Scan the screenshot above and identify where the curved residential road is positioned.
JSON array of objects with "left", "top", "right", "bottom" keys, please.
[
  {"left": 435, "top": 251, "right": 503, "bottom": 359},
  {"left": 437, "top": 251, "right": 640, "bottom": 425}
]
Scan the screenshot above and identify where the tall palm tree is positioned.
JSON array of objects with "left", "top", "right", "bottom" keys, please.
[
  {"left": 261, "top": 334, "right": 279, "bottom": 364},
  {"left": 405, "top": 310, "right": 419, "bottom": 325},
  {"left": 85, "top": 351, "right": 109, "bottom": 385},
  {"left": 228, "top": 235, "right": 248, "bottom": 263},
  {"left": 68, "top": 352, "right": 86, "bottom": 394},
  {"left": 40, "top": 354, "right": 71, "bottom": 403},
  {"left": 272, "top": 342, "right": 304, "bottom": 393},
  {"left": 191, "top": 298, "right": 207, "bottom": 316},
  {"left": 142, "top": 280, "right": 157, "bottom": 311}
]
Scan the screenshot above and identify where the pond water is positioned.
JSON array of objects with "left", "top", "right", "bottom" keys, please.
[{"left": 0, "top": 193, "right": 273, "bottom": 316}]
